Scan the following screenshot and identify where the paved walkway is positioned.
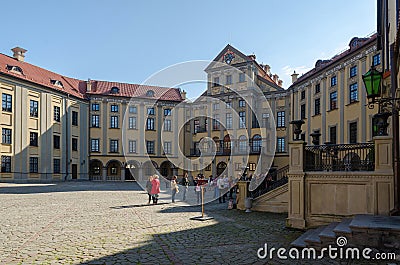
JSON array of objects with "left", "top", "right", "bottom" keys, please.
[{"left": 0, "top": 182, "right": 393, "bottom": 264}]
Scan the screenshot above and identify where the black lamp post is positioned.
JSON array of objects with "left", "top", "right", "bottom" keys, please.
[{"left": 290, "top": 120, "right": 305, "bottom": 141}]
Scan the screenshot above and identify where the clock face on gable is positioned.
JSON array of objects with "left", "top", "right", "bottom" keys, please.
[{"left": 223, "top": 51, "right": 235, "bottom": 65}]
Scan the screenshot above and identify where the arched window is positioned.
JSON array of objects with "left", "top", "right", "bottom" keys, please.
[
  {"left": 238, "top": 135, "right": 248, "bottom": 152},
  {"left": 146, "top": 90, "right": 155, "bottom": 97},
  {"left": 252, "top": 134, "right": 262, "bottom": 153}
]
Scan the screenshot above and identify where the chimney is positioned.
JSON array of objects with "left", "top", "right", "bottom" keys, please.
[
  {"left": 181, "top": 90, "right": 187, "bottom": 100},
  {"left": 264, "top": 64, "right": 271, "bottom": 75},
  {"left": 291, "top": 71, "right": 299, "bottom": 84},
  {"left": 278, "top": 80, "right": 283, "bottom": 87},
  {"left": 86, "top": 79, "right": 92, "bottom": 92},
  {"left": 11, "top": 47, "right": 27, "bottom": 62},
  {"left": 272, "top": 74, "right": 279, "bottom": 83},
  {"left": 248, "top": 54, "right": 256, "bottom": 60}
]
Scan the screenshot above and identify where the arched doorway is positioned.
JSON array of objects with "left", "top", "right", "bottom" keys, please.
[
  {"left": 125, "top": 160, "right": 140, "bottom": 181},
  {"left": 143, "top": 160, "right": 158, "bottom": 177},
  {"left": 106, "top": 160, "right": 122, "bottom": 181},
  {"left": 216, "top": 161, "right": 227, "bottom": 177},
  {"left": 160, "top": 161, "right": 174, "bottom": 180},
  {"left": 89, "top": 160, "right": 103, "bottom": 181}
]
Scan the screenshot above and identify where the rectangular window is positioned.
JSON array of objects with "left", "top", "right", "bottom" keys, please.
[
  {"left": 164, "top": 108, "right": 172, "bottom": 116},
  {"left": 315, "top": 84, "right": 320, "bottom": 94},
  {"left": 350, "top": 83, "right": 358, "bottom": 103},
  {"left": 226, "top": 102, "right": 232, "bottom": 108},
  {"left": 91, "top": 115, "right": 100, "bottom": 127},
  {"left": 53, "top": 135, "right": 60, "bottom": 149},
  {"left": 239, "top": 111, "right": 246, "bottom": 128},
  {"left": 226, "top": 75, "right": 232, "bottom": 85},
  {"left": 239, "top": 100, "right": 246, "bottom": 108},
  {"left": 194, "top": 119, "right": 200, "bottom": 133},
  {"left": 248, "top": 163, "right": 256, "bottom": 171},
  {"left": 29, "top": 157, "right": 38, "bottom": 173},
  {"left": 2, "top": 94, "right": 12, "bottom": 112},
  {"left": 373, "top": 54, "right": 381, "bottom": 66},
  {"left": 314, "top": 98, "right": 320, "bottom": 115},
  {"left": 164, "top": 141, "right": 172, "bottom": 154},
  {"left": 331, "top": 76, "right": 337, "bottom": 87},
  {"left": 30, "top": 100, "right": 38, "bottom": 117},
  {"left": 277, "top": 111, "right": 285, "bottom": 128},
  {"left": 277, "top": 137, "right": 285, "bottom": 153},
  {"left": 213, "top": 103, "right": 220, "bottom": 110},
  {"left": 53, "top": 159, "right": 61, "bottom": 174},
  {"left": 128, "top": 140, "right": 136, "bottom": 153},
  {"left": 252, "top": 112, "right": 260, "bottom": 128},
  {"left": 91, "top": 103, "right": 100, "bottom": 111},
  {"left": 129, "top": 117, "right": 137, "bottom": 129},
  {"left": 72, "top": 138, "right": 78, "bottom": 151},
  {"left": 72, "top": 111, "right": 78, "bottom": 126},
  {"left": 330, "top": 91, "right": 338, "bottom": 110},
  {"left": 226, "top": 113, "right": 232, "bottom": 129},
  {"left": 110, "top": 140, "right": 119, "bottom": 153},
  {"left": 213, "top": 77, "right": 219, "bottom": 87},
  {"left": 1, "top": 156, "right": 11, "bottom": 173},
  {"left": 300, "top": 104, "right": 306, "bottom": 119},
  {"left": 164, "top": 119, "right": 172, "bottom": 131},
  {"left": 330, "top": 126, "right": 337, "bottom": 144},
  {"left": 239, "top": 72, "right": 245, "bottom": 82},
  {"left": 146, "top": 141, "right": 155, "bottom": 154},
  {"left": 2, "top": 128, "right": 11, "bottom": 144},
  {"left": 301, "top": 90, "right": 305, "bottom": 100},
  {"left": 30, "top": 132, "right": 38, "bottom": 146},
  {"left": 349, "top": 122, "right": 357, "bottom": 143},
  {"left": 54, "top": 106, "right": 60, "bottom": 122},
  {"left": 91, "top": 139, "right": 100, "bottom": 152},
  {"left": 147, "top": 107, "right": 155, "bottom": 115},
  {"left": 213, "top": 114, "right": 220, "bottom": 130},
  {"left": 350, "top": 65, "right": 357, "bottom": 78},
  {"left": 110, "top": 116, "right": 119, "bottom": 128},
  {"left": 110, "top": 104, "right": 119, "bottom": 112},
  {"left": 146, "top": 118, "right": 155, "bottom": 130},
  {"left": 129, "top": 106, "right": 137, "bottom": 114}
]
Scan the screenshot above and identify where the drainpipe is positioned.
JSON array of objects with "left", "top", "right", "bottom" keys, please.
[
  {"left": 390, "top": 43, "right": 400, "bottom": 215},
  {"left": 65, "top": 94, "right": 70, "bottom": 181}
]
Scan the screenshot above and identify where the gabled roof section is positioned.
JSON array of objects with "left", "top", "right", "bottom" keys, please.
[
  {"left": 0, "top": 53, "right": 86, "bottom": 99},
  {"left": 205, "top": 44, "right": 277, "bottom": 85},
  {"left": 87, "top": 80, "right": 183, "bottom": 102}
]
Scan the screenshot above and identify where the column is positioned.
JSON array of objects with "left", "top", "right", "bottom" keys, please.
[{"left": 102, "top": 166, "right": 107, "bottom": 181}]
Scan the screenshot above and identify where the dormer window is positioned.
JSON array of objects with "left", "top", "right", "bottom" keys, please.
[
  {"left": 6, "top": 65, "right": 23, "bottom": 75},
  {"left": 110, "top": 87, "right": 119, "bottom": 94},
  {"left": 50, "top": 80, "right": 64, "bottom": 88},
  {"left": 146, "top": 90, "right": 155, "bottom": 97}
]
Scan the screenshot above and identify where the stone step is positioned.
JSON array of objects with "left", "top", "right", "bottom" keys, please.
[
  {"left": 304, "top": 226, "right": 326, "bottom": 245},
  {"left": 349, "top": 214, "right": 400, "bottom": 232},
  {"left": 318, "top": 222, "right": 339, "bottom": 245},
  {"left": 333, "top": 218, "right": 352, "bottom": 237},
  {"left": 290, "top": 229, "right": 315, "bottom": 248}
]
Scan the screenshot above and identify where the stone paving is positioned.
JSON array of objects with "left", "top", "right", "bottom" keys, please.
[{"left": 0, "top": 182, "right": 397, "bottom": 265}]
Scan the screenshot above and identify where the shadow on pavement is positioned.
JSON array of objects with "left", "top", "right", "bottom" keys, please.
[{"left": 0, "top": 181, "right": 143, "bottom": 194}]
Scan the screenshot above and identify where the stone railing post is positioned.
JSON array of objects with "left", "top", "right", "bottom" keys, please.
[
  {"left": 374, "top": 136, "right": 393, "bottom": 173},
  {"left": 237, "top": 181, "right": 250, "bottom": 210},
  {"left": 286, "top": 141, "right": 306, "bottom": 229}
]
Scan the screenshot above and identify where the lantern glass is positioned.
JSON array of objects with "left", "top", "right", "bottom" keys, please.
[{"left": 362, "top": 67, "right": 382, "bottom": 99}]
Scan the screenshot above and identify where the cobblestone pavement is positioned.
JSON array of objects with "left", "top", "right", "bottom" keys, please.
[{"left": 0, "top": 182, "right": 396, "bottom": 265}]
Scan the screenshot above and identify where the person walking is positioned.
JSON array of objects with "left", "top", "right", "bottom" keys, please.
[
  {"left": 217, "top": 176, "right": 226, "bottom": 203},
  {"left": 151, "top": 175, "right": 161, "bottom": 204},
  {"left": 181, "top": 173, "right": 189, "bottom": 201},
  {"left": 171, "top": 175, "right": 179, "bottom": 203},
  {"left": 146, "top": 175, "right": 153, "bottom": 204}
]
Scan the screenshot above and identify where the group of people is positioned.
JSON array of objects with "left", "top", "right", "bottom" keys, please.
[{"left": 145, "top": 175, "right": 161, "bottom": 204}]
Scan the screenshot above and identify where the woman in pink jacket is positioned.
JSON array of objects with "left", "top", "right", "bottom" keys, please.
[{"left": 151, "top": 175, "right": 161, "bottom": 204}]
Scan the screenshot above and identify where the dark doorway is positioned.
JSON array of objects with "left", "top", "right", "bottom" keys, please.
[
  {"left": 216, "top": 162, "right": 227, "bottom": 177},
  {"left": 72, "top": 164, "right": 78, "bottom": 179},
  {"left": 125, "top": 168, "right": 135, "bottom": 181}
]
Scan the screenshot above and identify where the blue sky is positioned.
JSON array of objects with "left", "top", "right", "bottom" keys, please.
[{"left": 0, "top": 0, "right": 376, "bottom": 99}]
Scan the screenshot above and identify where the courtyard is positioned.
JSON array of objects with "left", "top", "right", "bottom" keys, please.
[{"left": 0, "top": 182, "right": 393, "bottom": 265}]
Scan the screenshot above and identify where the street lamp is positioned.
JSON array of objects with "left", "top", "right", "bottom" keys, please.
[{"left": 362, "top": 65, "right": 383, "bottom": 104}]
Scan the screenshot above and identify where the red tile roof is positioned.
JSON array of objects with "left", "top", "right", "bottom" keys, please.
[
  {"left": 0, "top": 52, "right": 183, "bottom": 102},
  {"left": 0, "top": 53, "right": 86, "bottom": 99},
  {"left": 87, "top": 80, "right": 183, "bottom": 102}
]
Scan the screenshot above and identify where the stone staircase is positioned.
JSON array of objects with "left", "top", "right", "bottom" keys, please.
[{"left": 291, "top": 215, "right": 400, "bottom": 259}]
